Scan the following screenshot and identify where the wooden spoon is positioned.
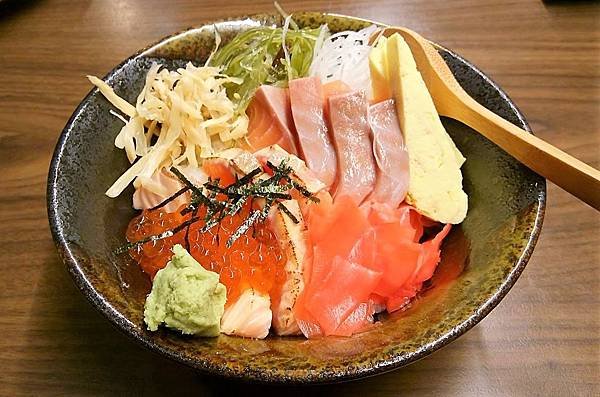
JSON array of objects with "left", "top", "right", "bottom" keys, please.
[{"left": 381, "top": 27, "right": 600, "bottom": 210}]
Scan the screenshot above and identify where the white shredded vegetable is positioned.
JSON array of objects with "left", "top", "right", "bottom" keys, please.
[
  {"left": 88, "top": 62, "right": 248, "bottom": 198},
  {"left": 281, "top": 15, "right": 293, "bottom": 82},
  {"left": 309, "top": 24, "right": 379, "bottom": 98}
]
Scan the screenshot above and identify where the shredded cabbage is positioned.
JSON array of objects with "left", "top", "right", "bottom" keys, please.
[
  {"left": 88, "top": 62, "right": 248, "bottom": 198},
  {"left": 209, "top": 25, "right": 325, "bottom": 112},
  {"left": 309, "top": 24, "right": 379, "bottom": 99}
]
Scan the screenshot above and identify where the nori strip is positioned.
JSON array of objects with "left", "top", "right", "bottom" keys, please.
[
  {"left": 149, "top": 186, "right": 190, "bottom": 211},
  {"left": 116, "top": 160, "right": 319, "bottom": 255},
  {"left": 291, "top": 180, "right": 319, "bottom": 202},
  {"left": 113, "top": 215, "right": 202, "bottom": 255},
  {"left": 170, "top": 167, "right": 215, "bottom": 209},
  {"left": 226, "top": 210, "right": 261, "bottom": 248},
  {"left": 278, "top": 202, "right": 300, "bottom": 224}
]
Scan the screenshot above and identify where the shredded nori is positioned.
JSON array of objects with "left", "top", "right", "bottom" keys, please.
[
  {"left": 226, "top": 209, "right": 261, "bottom": 248},
  {"left": 115, "top": 161, "right": 317, "bottom": 254},
  {"left": 148, "top": 186, "right": 190, "bottom": 211},
  {"left": 277, "top": 202, "right": 299, "bottom": 224},
  {"left": 170, "top": 167, "right": 214, "bottom": 210},
  {"left": 114, "top": 215, "right": 202, "bottom": 255}
]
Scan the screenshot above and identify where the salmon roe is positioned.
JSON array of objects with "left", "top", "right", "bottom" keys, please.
[{"left": 126, "top": 202, "right": 287, "bottom": 306}]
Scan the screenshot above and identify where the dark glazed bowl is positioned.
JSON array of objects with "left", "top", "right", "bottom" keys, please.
[{"left": 47, "top": 13, "right": 545, "bottom": 384}]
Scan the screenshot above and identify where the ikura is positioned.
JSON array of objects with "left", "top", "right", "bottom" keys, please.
[
  {"left": 126, "top": 202, "right": 287, "bottom": 306},
  {"left": 125, "top": 206, "right": 189, "bottom": 278}
]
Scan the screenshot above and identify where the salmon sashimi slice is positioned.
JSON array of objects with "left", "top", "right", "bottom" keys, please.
[
  {"left": 133, "top": 170, "right": 186, "bottom": 212},
  {"left": 356, "top": 203, "right": 451, "bottom": 302},
  {"left": 253, "top": 145, "right": 326, "bottom": 194},
  {"left": 413, "top": 224, "right": 452, "bottom": 285},
  {"left": 322, "top": 80, "right": 352, "bottom": 124},
  {"left": 295, "top": 189, "right": 333, "bottom": 232},
  {"left": 243, "top": 85, "right": 298, "bottom": 155},
  {"left": 202, "top": 158, "right": 237, "bottom": 187},
  {"left": 307, "top": 195, "right": 369, "bottom": 259},
  {"left": 295, "top": 196, "right": 453, "bottom": 338},
  {"left": 366, "top": 202, "right": 424, "bottom": 243},
  {"left": 332, "top": 295, "right": 384, "bottom": 337},
  {"left": 366, "top": 207, "right": 452, "bottom": 313},
  {"left": 347, "top": 222, "right": 420, "bottom": 299},
  {"left": 295, "top": 302, "right": 323, "bottom": 338},
  {"left": 269, "top": 200, "right": 309, "bottom": 335},
  {"left": 211, "top": 147, "right": 262, "bottom": 175},
  {"left": 304, "top": 255, "right": 382, "bottom": 336},
  {"left": 289, "top": 77, "right": 337, "bottom": 188},
  {"left": 328, "top": 91, "right": 377, "bottom": 204},
  {"left": 295, "top": 196, "right": 380, "bottom": 337},
  {"left": 367, "top": 99, "right": 409, "bottom": 207},
  {"left": 220, "top": 289, "right": 272, "bottom": 339},
  {"left": 385, "top": 225, "right": 451, "bottom": 313},
  {"left": 133, "top": 166, "right": 208, "bottom": 212}
]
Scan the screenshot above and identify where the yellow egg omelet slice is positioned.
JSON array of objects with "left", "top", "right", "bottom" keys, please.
[{"left": 381, "top": 33, "right": 468, "bottom": 224}]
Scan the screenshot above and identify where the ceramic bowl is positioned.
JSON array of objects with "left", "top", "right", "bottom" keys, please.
[{"left": 47, "top": 12, "right": 545, "bottom": 384}]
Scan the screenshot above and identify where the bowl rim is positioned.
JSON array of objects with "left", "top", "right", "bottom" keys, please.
[{"left": 47, "top": 12, "right": 546, "bottom": 384}]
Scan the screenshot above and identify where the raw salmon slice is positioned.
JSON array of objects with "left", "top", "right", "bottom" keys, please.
[
  {"left": 332, "top": 295, "right": 384, "bottom": 337},
  {"left": 295, "top": 197, "right": 453, "bottom": 338},
  {"left": 367, "top": 99, "right": 409, "bottom": 207},
  {"left": 307, "top": 195, "right": 369, "bottom": 259},
  {"left": 295, "top": 195, "right": 379, "bottom": 337},
  {"left": 220, "top": 289, "right": 272, "bottom": 339},
  {"left": 322, "top": 80, "right": 351, "bottom": 120},
  {"left": 364, "top": 203, "right": 424, "bottom": 244},
  {"left": 302, "top": 252, "right": 382, "bottom": 336},
  {"left": 414, "top": 223, "right": 452, "bottom": 283},
  {"left": 328, "top": 91, "right": 376, "bottom": 204},
  {"left": 244, "top": 85, "right": 298, "bottom": 154},
  {"left": 132, "top": 166, "right": 208, "bottom": 212},
  {"left": 289, "top": 77, "right": 337, "bottom": 188},
  {"left": 202, "top": 158, "right": 237, "bottom": 187},
  {"left": 269, "top": 200, "right": 310, "bottom": 335},
  {"left": 348, "top": 215, "right": 420, "bottom": 298},
  {"left": 253, "top": 145, "right": 326, "bottom": 194}
]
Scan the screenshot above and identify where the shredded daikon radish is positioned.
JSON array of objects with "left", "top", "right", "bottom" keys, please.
[
  {"left": 88, "top": 62, "right": 248, "bottom": 198},
  {"left": 281, "top": 15, "right": 293, "bottom": 82},
  {"left": 309, "top": 24, "right": 379, "bottom": 99},
  {"left": 204, "top": 25, "right": 221, "bottom": 66}
]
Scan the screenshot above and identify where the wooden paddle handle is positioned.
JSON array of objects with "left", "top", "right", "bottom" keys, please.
[{"left": 454, "top": 95, "right": 600, "bottom": 210}]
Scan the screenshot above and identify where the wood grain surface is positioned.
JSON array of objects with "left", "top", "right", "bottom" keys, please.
[{"left": 0, "top": 0, "right": 598, "bottom": 395}]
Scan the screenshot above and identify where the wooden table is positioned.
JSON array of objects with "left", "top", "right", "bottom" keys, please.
[{"left": 1, "top": 0, "right": 598, "bottom": 395}]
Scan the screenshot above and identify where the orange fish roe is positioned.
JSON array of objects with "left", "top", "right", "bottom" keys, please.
[
  {"left": 125, "top": 206, "right": 190, "bottom": 278},
  {"left": 126, "top": 202, "right": 287, "bottom": 306}
]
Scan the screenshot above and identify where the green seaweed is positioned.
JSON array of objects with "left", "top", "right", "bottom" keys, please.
[{"left": 209, "top": 26, "right": 324, "bottom": 112}]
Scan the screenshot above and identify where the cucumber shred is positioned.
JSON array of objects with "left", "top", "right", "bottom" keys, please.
[{"left": 209, "top": 25, "right": 325, "bottom": 112}]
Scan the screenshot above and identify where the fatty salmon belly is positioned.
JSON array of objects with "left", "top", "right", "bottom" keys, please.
[
  {"left": 289, "top": 77, "right": 337, "bottom": 188},
  {"left": 269, "top": 200, "right": 309, "bottom": 335},
  {"left": 367, "top": 99, "right": 409, "bottom": 207},
  {"left": 328, "top": 90, "right": 377, "bottom": 204},
  {"left": 132, "top": 166, "right": 208, "bottom": 212},
  {"left": 244, "top": 85, "right": 298, "bottom": 155},
  {"left": 220, "top": 289, "right": 272, "bottom": 339}
]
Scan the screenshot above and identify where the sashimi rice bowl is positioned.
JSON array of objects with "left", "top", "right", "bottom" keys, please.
[{"left": 48, "top": 12, "right": 545, "bottom": 382}]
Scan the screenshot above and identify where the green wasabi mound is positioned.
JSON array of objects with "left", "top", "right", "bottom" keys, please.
[{"left": 144, "top": 244, "right": 226, "bottom": 336}]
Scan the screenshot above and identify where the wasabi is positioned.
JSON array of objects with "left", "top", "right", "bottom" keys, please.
[{"left": 144, "top": 244, "right": 226, "bottom": 336}]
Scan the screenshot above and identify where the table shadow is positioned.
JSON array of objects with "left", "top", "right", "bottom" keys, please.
[{"left": 0, "top": 0, "right": 42, "bottom": 19}]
